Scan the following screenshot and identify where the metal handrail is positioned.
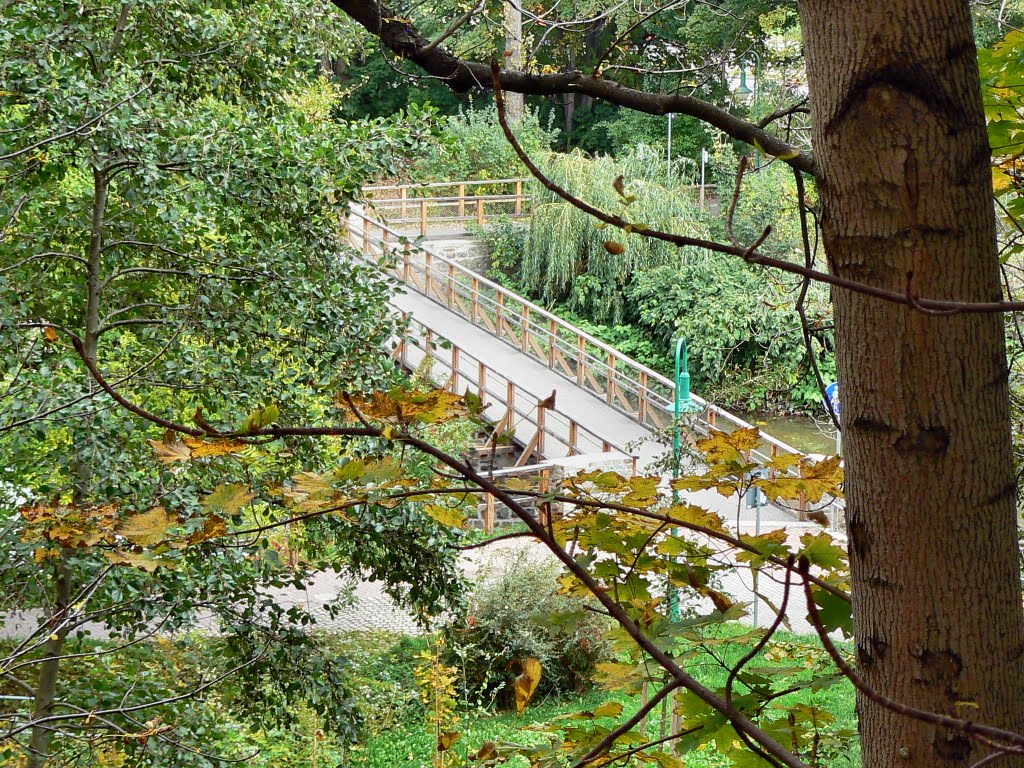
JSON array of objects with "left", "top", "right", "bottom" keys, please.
[
  {"left": 366, "top": 178, "right": 528, "bottom": 193},
  {"left": 396, "top": 314, "right": 637, "bottom": 463}
]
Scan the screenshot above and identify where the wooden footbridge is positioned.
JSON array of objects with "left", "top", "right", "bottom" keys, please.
[{"left": 343, "top": 179, "right": 837, "bottom": 530}]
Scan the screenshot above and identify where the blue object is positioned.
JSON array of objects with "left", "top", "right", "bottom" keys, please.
[{"left": 824, "top": 381, "right": 841, "bottom": 419}]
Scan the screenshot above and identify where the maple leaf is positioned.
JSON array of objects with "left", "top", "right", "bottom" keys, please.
[
  {"left": 798, "top": 531, "right": 848, "bottom": 571},
  {"left": 202, "top": 484, "right": 255, "bottom": 516},
  {"left": 182, "top": 437, "right": 250, "bottom": 459},
  {"left": 116, "top": 506, "right": 177, "bottom": 547},
  {"left": 187, "top": 514, "right": 228, "bottom": 545},
  {"left": 737, "top": 528, "right": 790, "bottom": 569},
  {"left": 696, "top": 427, "right": 761, "bottom": 464},
  {"left": 104, "top": 550, "right": 172, "bottom": 572},
  {"left": 147, "top": 439, "right": 192, "bottom": 464},
  {"left": 337, "top": 388, "right": 470, "bottom": 425},
  {"left": 756, "top": 455, "right": 844, "bottom": 504},
  {"left": 424, "top": 504, "right": 467, "bottom": 529}
]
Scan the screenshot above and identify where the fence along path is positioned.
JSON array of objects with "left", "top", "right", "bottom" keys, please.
[{"left": 345, "top": 199, "right": 816, "bottom": 509}]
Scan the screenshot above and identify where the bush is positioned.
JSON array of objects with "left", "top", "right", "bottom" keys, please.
[
  {"left": 440, "top": 551, "right": 610, "bottom": 710},
  {"left": 411, "top": 104, "right": 558, "bottom": 185}
]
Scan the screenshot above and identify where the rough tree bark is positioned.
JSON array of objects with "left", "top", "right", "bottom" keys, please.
[{"left": 799, "top": 1, "right": 1024, "bottom": 766}]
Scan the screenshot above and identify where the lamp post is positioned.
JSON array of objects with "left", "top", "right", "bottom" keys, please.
[{"left": 668, "top": 337, "right": 700, "bottom": 620}]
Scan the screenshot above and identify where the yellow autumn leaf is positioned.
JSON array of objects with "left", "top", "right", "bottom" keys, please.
[
  {"left": 187, "top": 514, "right": 228, "bottom": 545},
  {"left": 104, "top": 550, "right": 171, "bottom": 572},
  {"left": 182, "top": 437, "right": 250, "bottom": 459},
  {"left": 424, "top": 504, "right": 467, "bottom": 529},
  {"left": 202, "top": 484, "right": 255, "bottom": 515},
  {"left": 736, "top": 528, "right": 790, "bottom": 569},
  {"left": 603, "top": 240, "right": 626, "bottom": 255},
  {"left": 994, "top": 165, "right": 1015, "bottom": 193},
  {"left": 696, "top": 427, "right": 761, "bottom": 464},
  {"left": 514, "top": 658, "right": 542, "bottom": 713},
  {"left": 116, "top": 506, "right": 177, "bottom": 547},
  {"left": 338, "top": 388, "right": 470, "bottom": 425},
  {"left": 756, "top": 455, "right": 844, "bottom": 504},
  {"left": 147, "top": 439, "right": 192, "bottom": 464},
  {"left": 593, "top": 701, "right": 624, "bottom": 719},
  {"left": 663, "top": 503, "right": 726, "bottom": 533}
]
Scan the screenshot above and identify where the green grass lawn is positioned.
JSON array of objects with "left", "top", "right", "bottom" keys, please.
[{"left": 353, "top": 627, "right": 860, "bottom": 768}]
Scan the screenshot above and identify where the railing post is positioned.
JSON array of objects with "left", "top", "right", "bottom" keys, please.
[
  {"left": 400, "top": 186, "right": 407, "bottom": 219},
  {"left": 515, "top": 179, "right": 523, "bottom": 216},
  {"left": 476, "top": 197, "right": 485, "bottom": 227},
  {"left": 449, "top": 346, "right": 460, "bottom": 392},
  {"left": 458, "top": 183, "right": 466, "bottom": 218},
  {"left": 471, "top": 278, "right": 480, "bottom": 322},
  {"left": 548, "top": 319, "right": 556, "bottom": 367},
  {"left": 521, "top": 306, "right": 530, "bottom": 352},
  {"left": 602, "top": 440, "right": 611, "bottom": 453},
  {"left": 577, "top": 336, "right": 586, "bottom": 386},
  {"left": 569, "top": 420, "right": 578, "bottom": 455},
  {"left": 447, "top": 264, "right": 455, "bottom": 308},
  {"left": 606, "top": 354, "right": 616, "bottom": 405},
  {"left": 420, "top": 199, "right": 428, "bottom": 237},
  {"left": 638, "top": 371, "right": 648, "bottom": 421},
  {"left": 708, "top": 409, "right": 717, "bottom": 428},
  {"left": 497, "top": 293, "right": 506, "bottom": 336},
  {"left": 536, "top": 400, "right": 546, "bottom": 458},
  {"left": 485, "top": 493, "right": 496, "bottom": 535},
  {"left": 362, "top": 219, "right": 370, "bottom": 252},
  {"left": 425, "top": 251, "right": 433, "bottom": 296},
  {"left": 478, "top": 362, "right": 486, "bottom": 398}
]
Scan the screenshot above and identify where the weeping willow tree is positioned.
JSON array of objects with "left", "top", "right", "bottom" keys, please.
[{"left": 522, "top": 146, "right": 710, "bottom": 321}]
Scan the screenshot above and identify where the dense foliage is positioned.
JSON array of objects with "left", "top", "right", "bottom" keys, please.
[
  {"left": 0, "top": 2, "right": 462, "bottom": 763},
  {"left": 441, "top": 551, "right": 611, "bottom": 709},
  {"left": 477, "top": 151, "right": 833, "bottom": 411}
]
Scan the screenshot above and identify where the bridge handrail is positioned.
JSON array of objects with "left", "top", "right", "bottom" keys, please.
[
  {"left": 345, "top": 207, "right": 805, "bottom": 468},
  {"left": 395, "top": 313, "right": 637, "bottom": 463},
  {"left": 366, "top": 178, "right": 528, "bottom": 194}
]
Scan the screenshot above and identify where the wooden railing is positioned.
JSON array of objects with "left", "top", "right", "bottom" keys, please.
[
  {"left": 364, "top": 178, "right": 528, "bottom": 236},
  {"left": 345, "top": 208, "right": 809, "bottom": 472},
  {"left": 393, "top": 313, "right": 637, "bottom": 469}
]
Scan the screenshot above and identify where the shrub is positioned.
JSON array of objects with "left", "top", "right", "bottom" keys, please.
[
  {"left": 440, "top": 551, "right": 610, "bottom": 710},
  {"left": 411, "top": 104, "right": 557, "bottom": 186}
]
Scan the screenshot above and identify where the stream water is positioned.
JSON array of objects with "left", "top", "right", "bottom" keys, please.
[{"left": 739, "top": 412, "right": 839, "bottom": 455}]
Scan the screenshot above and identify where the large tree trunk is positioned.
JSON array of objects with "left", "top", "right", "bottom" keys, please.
[{"left": 799, "top": 1, "right": 1024, "bottom": 766}]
